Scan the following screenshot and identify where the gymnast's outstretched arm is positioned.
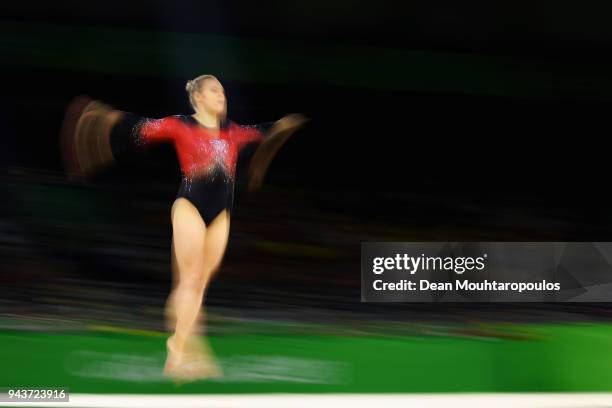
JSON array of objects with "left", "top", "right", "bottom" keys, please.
[
  {"left": 245, "top": 113, "right": 308, "bottom": 191},
  {"left": 60, "top": 96, "right": 176, "bottom": 179}
]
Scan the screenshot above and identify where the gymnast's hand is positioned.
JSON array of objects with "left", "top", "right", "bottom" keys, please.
[
  {"left": 247, "top": 113, "right": 309, "bottom": 192},
  {"left": 274, "top": 113, "right": 309, "bottom": 135},
  {"left": 60, "top": 96, "right": 122, "bottom": 180}
]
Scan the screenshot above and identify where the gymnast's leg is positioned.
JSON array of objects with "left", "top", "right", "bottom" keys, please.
[
  {"left": 164, "top": 208, "right": 230, "bottom": 335},
  {"left": 164, "top": 200, "right": 230, "bottom": 379},
  {"left": 164, "top": 198, "right": 208, "bottom": 377},
  {"left": 187, "top": 208, "right": 231, "bottom": 376},
  {"left": 200, "top": 208, "right": 230, "bottom": 309}
]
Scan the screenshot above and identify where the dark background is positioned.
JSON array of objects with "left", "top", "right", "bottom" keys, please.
[{"left": 2, "top": 1, "right": 612, "bottom": 327}]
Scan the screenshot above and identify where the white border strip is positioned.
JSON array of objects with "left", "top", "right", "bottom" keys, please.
[{"left": 1, "top": 393, "right": 612, "bottom": 408}]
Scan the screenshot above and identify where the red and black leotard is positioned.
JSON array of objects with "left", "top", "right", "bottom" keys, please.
[{"left": 109, "top": 113, "right": 271, "bottom": 225}]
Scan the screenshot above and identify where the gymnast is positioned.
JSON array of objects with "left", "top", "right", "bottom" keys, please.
[{"left": 61, "top": 74, "right": 307, "bottom": 380}]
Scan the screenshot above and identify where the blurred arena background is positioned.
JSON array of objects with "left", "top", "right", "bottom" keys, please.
[{"left": 2, "top": 1, "right": 612, "bottom": 406}]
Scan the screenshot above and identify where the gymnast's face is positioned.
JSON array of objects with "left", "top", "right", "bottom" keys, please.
[{"left": 195, "top": 78, "right": 227, "bottom": 117}]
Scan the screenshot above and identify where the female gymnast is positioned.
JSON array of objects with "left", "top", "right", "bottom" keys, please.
[{"left": 60, "top": 74, "right": 307, "bottom": 380}]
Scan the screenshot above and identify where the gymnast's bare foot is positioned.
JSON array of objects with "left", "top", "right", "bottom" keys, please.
[{"left": 164, "top": 335, "right": 222, "bottom": 382}]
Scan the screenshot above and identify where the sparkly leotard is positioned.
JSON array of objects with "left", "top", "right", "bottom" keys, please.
[{"left": 109, "top": 113, "right": 270, "bottom": 224}]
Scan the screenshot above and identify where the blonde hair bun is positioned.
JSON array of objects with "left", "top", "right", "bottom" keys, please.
[{"left": 185, "top": 80, "right": 193, "bottom": 92}]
